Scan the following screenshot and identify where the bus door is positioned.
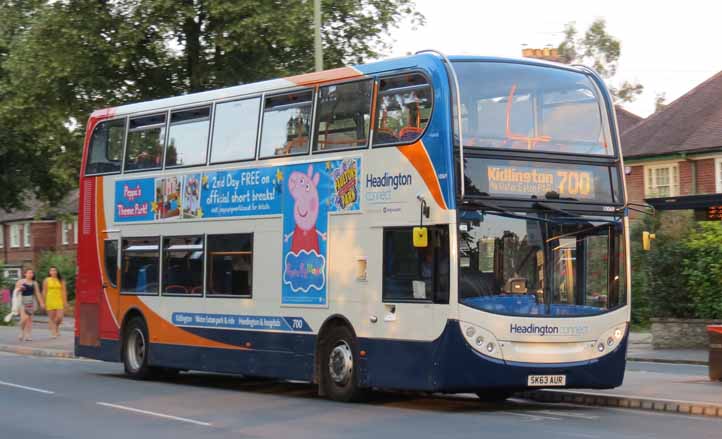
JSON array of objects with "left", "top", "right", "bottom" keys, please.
[{"left": 373, "top": 226, "right": 450, "bottom": 382}]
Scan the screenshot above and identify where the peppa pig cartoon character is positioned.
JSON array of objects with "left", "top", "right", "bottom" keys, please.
[{"left": 284, "top": 164, "right": 327, "bottom": 254}]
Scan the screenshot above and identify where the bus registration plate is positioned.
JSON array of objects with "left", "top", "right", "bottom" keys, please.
[{"left": 527, "top": 375, "right": 566, "bottom": 387}]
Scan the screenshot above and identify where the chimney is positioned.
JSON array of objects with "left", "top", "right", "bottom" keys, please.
[{"left": 522, "top": 47, "right": 561, "bottom": 62}]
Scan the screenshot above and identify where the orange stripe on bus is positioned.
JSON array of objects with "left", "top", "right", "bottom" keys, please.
[
  {"left": 120, "top": 297, "right": 247, "bottom": 351},
  {"left": 287, "top": 67, "right": 362, "bottom": 86},
  {"left": 397, "top": 141, "right": 448, "bottom": 210}
]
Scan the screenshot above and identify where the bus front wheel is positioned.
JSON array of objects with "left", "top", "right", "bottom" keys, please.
[
  {"left": 122, "top": 317, "right": 154, "bottom": 379},
  {"left": 321, "top": 326, "right": 365, "bottom": 402}
]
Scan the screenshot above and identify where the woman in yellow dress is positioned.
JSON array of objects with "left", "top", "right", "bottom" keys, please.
[{"left": 42, "top": 266, "right": 68, "bottom": 338}]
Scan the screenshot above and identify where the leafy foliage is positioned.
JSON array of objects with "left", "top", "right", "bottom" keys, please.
[
  {"left": 0, "top": 0, "right": 422, "bottom": 210},
  {"left": 682, "top": 222, "right": 722, "bottom": 319},
  {"left": 36, "top": 252, "right": 77, "bottom": 302},
  {"left": 557, "top": 19, "right": 643, "bottom": 104}
]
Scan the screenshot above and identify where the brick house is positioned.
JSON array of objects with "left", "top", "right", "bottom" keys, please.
[
  {"left": 621, "top": 71, "right": 722, "bottom": 211},
  {"left": 0, "top": 190, "right": 79, "bottom": 281}
]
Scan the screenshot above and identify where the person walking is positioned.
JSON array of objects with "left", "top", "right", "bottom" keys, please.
[
  {"left": 15, "top": 269, "right": 44, "bottom": 341},
  {"left": 42, "top": 266, "right": 68, "bottom": 338}
]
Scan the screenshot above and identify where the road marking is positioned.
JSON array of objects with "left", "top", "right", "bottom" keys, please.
[
  {"left": 500, "top": 410, "right": 562, "bottom": 421},
  {"left": 96, "top": 402, "right": 212, "bottom": 426},
  {"left": 536, "top": 410, "right": 599, "bottom": 420},
  {"left": 0, "top": 380, "right": 55, "bottom": 395}
]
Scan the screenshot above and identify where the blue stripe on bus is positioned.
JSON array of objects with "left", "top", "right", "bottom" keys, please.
[{"left": 77, "top": 319, "right": 626, "bottom": 392}]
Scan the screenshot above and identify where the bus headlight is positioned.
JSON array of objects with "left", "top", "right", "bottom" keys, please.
[
  {"left": 595, "top": 323, "right": 627, "bottom": 357},
  {"left": 459, "top": 321, "right": 504, "bottom": 361}
]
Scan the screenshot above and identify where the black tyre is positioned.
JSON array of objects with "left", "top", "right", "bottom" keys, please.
[
  {"left": 122, "top": 317, "right": 154, "bottom": 379},
  {"left": 320, "top": 325, "right": 365, "bottom": 402},
  {"left": 476, "top": 390, "right": 514, "bottom": 402}
]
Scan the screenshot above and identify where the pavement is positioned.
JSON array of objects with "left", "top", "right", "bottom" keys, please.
[
  {"left": 2, "top": 352, "right": 721, "bottom": 439},
  {"left": 1, "top": 324, "right": 720, "bottom": 419}
]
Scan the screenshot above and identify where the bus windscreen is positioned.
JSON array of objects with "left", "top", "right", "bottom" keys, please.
[
  {"left": 463, "top": 157, "right": 620, "bottom": 203},
  {"left": 454, "top": 61, "right": 613, "bottom": 156}
]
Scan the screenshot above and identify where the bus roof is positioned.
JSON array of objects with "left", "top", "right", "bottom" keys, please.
[{"left": 90, "top": 53, "right": 591, "bottom": 120}]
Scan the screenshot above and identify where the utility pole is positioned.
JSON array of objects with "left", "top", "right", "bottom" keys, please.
[{"left": 314, "top": 0, "right": 323, "bottom": 71}]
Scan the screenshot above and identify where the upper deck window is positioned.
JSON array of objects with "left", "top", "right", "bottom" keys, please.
[
  {"left": 165, "top": 106, "right": 210, "bottom": 168},
  {"left": 259, "top": 90, "right": 313, "bottom": 158},
  {"left": 210, "top": 97, "right": 261, "bottom": 163},
  {"left": 373, "top": 74, "right": 432, "bottom": 146},
  {"left": 314, "top": 80, "right": 373, "bottom": 152},
  {"left": 86, "top": 118, "right": 125, "bottom": 175},
  {"left": 453, "top": 62, "right": 613, "bottom": 156},
  {"left": 124, "top": 113, "right": 166, "bottom": 171}
]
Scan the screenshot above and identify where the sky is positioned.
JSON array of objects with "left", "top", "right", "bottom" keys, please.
[{"left": 383, "top": 0, "right": 722, "bottom": 117}]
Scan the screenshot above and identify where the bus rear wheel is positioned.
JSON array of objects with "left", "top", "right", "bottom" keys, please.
[
  {"left": 122, "top": 317, "right": 154, "bottom": 379},
  {"left": 321, "top": 326, "right": 365, "bottom": 402}
]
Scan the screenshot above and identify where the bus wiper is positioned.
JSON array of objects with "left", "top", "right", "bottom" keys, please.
[{"left": 532, "top": 201, "right": 580, "bottom": 217}]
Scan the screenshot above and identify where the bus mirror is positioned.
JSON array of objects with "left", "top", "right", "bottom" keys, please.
[
  {"left": 642, "top": 231, "right": 656, "bottom": 251},
  {"left": 413, "top": 227, "right": 428, "bottom": 248}
]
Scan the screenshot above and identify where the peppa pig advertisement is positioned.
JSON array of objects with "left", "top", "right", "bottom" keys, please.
[
  {"left": 113, "top": 158, "right": 361, "bottom": 307},
  {"left": 281, "top": 158, "right": 360, "bottom": 306}
]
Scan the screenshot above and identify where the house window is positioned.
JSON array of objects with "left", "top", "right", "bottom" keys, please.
[
  {"left": 62, "top": 221, "right": 71, "bottom": 245},
  {"left": 10, "top": 224, "right": 20, "bottom": 248},
  {"left": 645, "top": 164, "right": 679, "bottom": 197},
  {"left": 73, "top": 218, "right": 78, "bottom": 244},
  {"left": 716, "top": 158, "right": 722, "bottom": 193},
  {"left": 0, "top": 225, "right": 4, "bottom": 248},
  {"left": 23, "top": 222, "right": 31, "bottom": 247}
]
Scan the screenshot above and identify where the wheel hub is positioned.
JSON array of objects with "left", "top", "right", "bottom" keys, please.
[
  {"left": 127, "top": 328, "right": 146, "bottom": 372},
  {"left": 328, "top": 341, "right": 353, "bottom": 385}
]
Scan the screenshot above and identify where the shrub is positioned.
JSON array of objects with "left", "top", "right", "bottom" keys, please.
[
  {"left": 682, "top": 222, "right": 722, "bottom": 319},
  {"left": 632, "top": 211, "right": 696, "bottom": 320},
  {"left": 36, "top": 252, "right": 77, "bottom": 302}
]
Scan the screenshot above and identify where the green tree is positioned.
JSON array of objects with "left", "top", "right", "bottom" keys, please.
[
  {"left": 0, "top": 0, "right": 422, "bottom": 211},
  {"left": 557, "top": 19, "right": 643, "bottom": 104}
]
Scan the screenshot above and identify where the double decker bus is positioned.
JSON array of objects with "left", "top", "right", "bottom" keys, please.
[{"left": 76, "top": 51, "right": 630, "bottom": 402}]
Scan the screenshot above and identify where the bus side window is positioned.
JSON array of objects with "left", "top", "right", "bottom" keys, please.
[
  {"left": 85, "top": 119, "right": 125, "bottom": 175},
  {"left": 372, "top": 73, "right": 432, "bottom": 146},
  {"left": 206, "top": 234, "right": 253, "bottom": 297},
  {"left": 259, "top": 90, "right": 313, "bottom": 158},
  {"left": 314, "top": 79, "right": 373, "bottom": 152},
  {"left": 125, "top": 113, "right": 167, "bottom": 172},
  {"left": 165, "top": 106, "right": 211, "bottom": 168},
  {"left": 121, "top": 237, "right": 160, "bottom": 295},
  {"left": 104, "top": 240, "right": 118, "bottom": 288},
  {"left": 210, "top": 97, "right": 261, "bottom": 163},
  {"left": 383, "top": 226, "right": 449, "bottom": 303}
]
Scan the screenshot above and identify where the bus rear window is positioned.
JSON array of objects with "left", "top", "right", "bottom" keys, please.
[
  {"left": 453, "top": 62, "right": 612, "bottom": 156},
  {"left": 86, "top": 119, "right": 124, "bottom": 175}
]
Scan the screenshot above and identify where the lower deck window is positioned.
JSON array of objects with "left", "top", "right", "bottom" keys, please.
[
  {"left": 383, "top": 226, "right": 450, "bottom": 302},
  {"left": 162, "top": 236, "right": 204, "bottom": 295},
  {"left": 122, "top": 237, "right": 160, "bottom": 294},
  {"left": 206, "top": 234, "right": 253, "bottom": 297}
]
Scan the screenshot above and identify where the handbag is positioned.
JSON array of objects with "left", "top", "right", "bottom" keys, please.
[{"left": 3, "top": 289, "right": 20, "bottom": 323}]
